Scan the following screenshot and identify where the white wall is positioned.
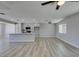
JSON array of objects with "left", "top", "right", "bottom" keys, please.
[
  {"left": 0, "top": 23, "right": 8, "bottom": 53},
  {"left": 0, "top": 23, "right": 5, "bottom": 39},
  {"left": 56, "top": 13, "right": 79, "bottom": 48},
  {"left": 21, "top": 22, "right": 55, "bottom": 37},
  {"left": 39, "top": 23, "right": 55, "bottom": 37},
  {"left": 0, "top": 22, "right": 16, "bottom": 53},
  {"left": 15, "top": 23, "right": 21, "bottom": 33},
  {"left": 5, "top": 23, "right": 15, "bottom": 39}
]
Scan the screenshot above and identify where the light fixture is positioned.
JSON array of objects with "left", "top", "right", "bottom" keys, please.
[{"left": 57, "top": 0, "right": 65, "bottom": 6}]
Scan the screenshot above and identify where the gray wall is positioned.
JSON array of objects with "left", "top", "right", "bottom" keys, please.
[
  {"left": 39, "top": 23, "right": 55, "bottom": 37},
  {"left": 56, "top": 13, "right": 79, "bottom": 48}
]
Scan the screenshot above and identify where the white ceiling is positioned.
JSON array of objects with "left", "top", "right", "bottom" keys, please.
[{"left": 0, "top": 1, "right": 79, "bottom": 23}]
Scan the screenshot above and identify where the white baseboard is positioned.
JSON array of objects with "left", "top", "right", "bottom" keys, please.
[{"left": 56, "top": 36, "right": 79, "bottom": 48}]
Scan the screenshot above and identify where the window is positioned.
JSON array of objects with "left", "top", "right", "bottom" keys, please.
[{"left": 59, "top": 24, "right": 66, "bottom": 34}]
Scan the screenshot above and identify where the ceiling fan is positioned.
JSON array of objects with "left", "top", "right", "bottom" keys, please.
[
  {"left": 41, "top": 1, "right": 65, "bottom": 10},
  {"left": 0, "top": 13, "right": 5, "bottom": 15}
]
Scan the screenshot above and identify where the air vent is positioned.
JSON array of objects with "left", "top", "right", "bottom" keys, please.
[{"left": 0, "top": 13, "right": 5, "bottom": 15}]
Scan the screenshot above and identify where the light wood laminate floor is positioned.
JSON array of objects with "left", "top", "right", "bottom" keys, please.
[{"left": 0, "top": 37, "right": 79, "bottom": 57}]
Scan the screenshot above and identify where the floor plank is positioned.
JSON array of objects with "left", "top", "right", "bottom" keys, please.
[{"left": 0, "top": 37, "right": 79, "bottom": 57}]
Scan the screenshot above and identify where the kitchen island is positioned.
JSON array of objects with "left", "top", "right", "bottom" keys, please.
[{"left": 9, "top": 33, "right": 35, "bottom": 42}]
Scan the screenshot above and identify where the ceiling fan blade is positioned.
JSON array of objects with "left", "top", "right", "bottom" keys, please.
[
  {"left": 56, "top": 5, "right": 60, "bottom": 10},
  {"left": 41, "top": 1, "right": 55, "bottom": 6},
  {"left": 0, "top": 13, "right": 5, "bottom": 15}
]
